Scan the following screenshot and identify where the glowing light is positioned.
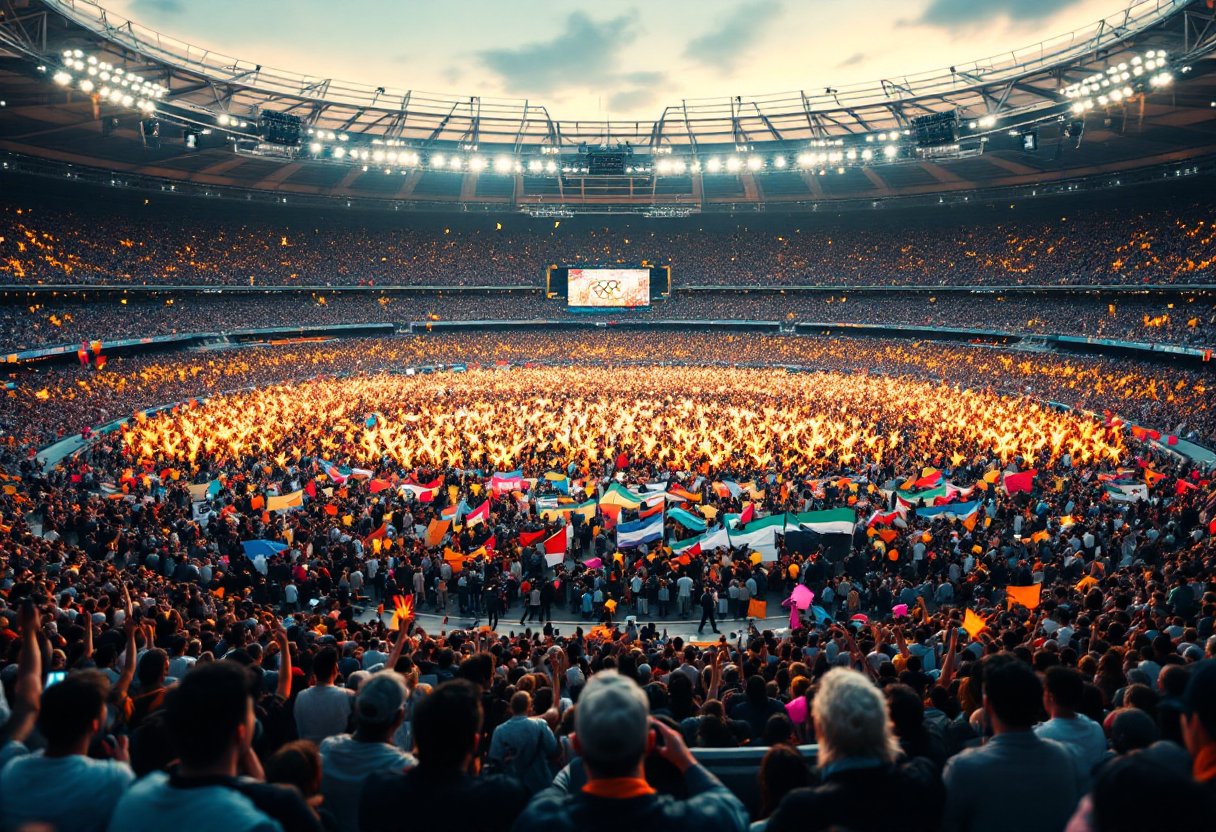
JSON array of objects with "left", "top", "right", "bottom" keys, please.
[{"left": 494, "top": 155, "right": 513, "bottom": 173}]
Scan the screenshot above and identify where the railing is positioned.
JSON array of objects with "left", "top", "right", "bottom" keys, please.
[{"left": 40, "top": 0, "right": 1191, "bottom": 146}]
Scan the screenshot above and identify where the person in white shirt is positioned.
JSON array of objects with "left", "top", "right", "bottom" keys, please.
[
  {"left": 294, "top": 647, "right": 354, "bottom": 743},
  {"left": 1034, "top": 666, "right": 1107, "bottom": 784},
  {"left": 1, "top": 671, "right": 135, "bottom": 832}
]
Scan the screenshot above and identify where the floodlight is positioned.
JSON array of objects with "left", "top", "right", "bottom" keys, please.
[
  {"left": 431, "top": 154, "right": 446, "bottom": 168},
  {"left": 309, "top": 142, "right": 322, "bottom": 153},
  {"left": 494, "top": 155, "right": 512, "bottom": 173},
  {"left": 883, "top": 145, "right": 897, "bottom": 158},
  {"left": 707, "top": 158, "right": 721, "bottom": 172},
  {"left": 53, "top": 71, "right": 72, "bottom": 85},
  {"left": 726, "top": 157, "right": 742, "bottom": 172}
]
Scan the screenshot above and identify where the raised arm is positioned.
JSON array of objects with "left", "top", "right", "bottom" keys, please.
[
  {"left": 111, "top": 617, "right": 139, "bottom": 706},
  {"left": 274, "top": 627, "right": 293, "bottom": 699},
  {"left": 0, "top": 601, "right": 43, "bottom": 746},
  {"left": 385, "top": 616, "right": 412, "bottom": 671},
  {"left": 939, "top": 625, "right": 960, "bottom": 688}
]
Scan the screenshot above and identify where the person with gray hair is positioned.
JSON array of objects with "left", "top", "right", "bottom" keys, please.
[
  {"left": 511, "top": 670, "right": 747, "bottom": 832},
  {"left": 767, "top": 668, "right": 945, "bottom": 832}
]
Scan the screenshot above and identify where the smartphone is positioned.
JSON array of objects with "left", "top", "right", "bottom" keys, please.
[{"left": 45, "top": 671, "right": 67, "bottom": 688}]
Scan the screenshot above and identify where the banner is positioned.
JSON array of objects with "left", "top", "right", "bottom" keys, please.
[{"left": 785, "top": 508, "right": 856, "bottom": 535}]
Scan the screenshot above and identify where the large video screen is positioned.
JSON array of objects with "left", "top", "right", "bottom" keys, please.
[{"left": 567, "top": 268, "right": 651, "bottom": 308}]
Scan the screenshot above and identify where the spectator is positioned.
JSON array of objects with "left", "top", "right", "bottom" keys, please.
[
  {"left": 513, "top": 670, "right": 748, "bottom": 832},
  {"left": 1180, "top": 659, "right": 1216, "bottom": 793},
  {"left": 942, "top": 654, "right": 1084, "bottom": 832},
  {"left": 107, "top": 661, "right": 318, "bottom": 832},
  {"left": 486, "top": 691, "right": 560, "bottom": 794},
  {"left": 318, "top": 673, "right": 416, "bottom": 832},
  {"left": 0, "top": 670, "right": 134, "bottom": 832},
  {"left": 1036, "top": 666, "right": 1108, "bottom": 781},
  {"left": 751, "top": 745, "right": 810, "bottom": 832},
  {"left": 766, "top": 668, "right": 944, "bottom": 832},
  {"left": 294, "top": 648, "right": 354, "bottom": 744},
  {"left": 728, "top": 675, "right": 785, "bottom": 743},
  {"left": 360, "top": 680, "right": 530, "bottom": 832}
]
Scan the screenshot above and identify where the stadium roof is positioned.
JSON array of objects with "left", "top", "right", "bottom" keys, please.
[{"left": 0, "top": 0, "right": 1214, "bottom": 212}]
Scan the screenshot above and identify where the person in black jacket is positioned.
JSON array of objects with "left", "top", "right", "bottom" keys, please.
[
  {"left": 510, "top": 670, "right": 747, "bottom": 832},
  {"left": 767, "top": 667, "right": 945, "bottom": 832},
  {"left": 360, "top": 679, "right": 529, "bottom": 832}
]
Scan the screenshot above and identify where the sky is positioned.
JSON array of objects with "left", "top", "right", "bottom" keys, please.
[{"left": 111, "top": 0, "right": 1135, "bottom": 121}]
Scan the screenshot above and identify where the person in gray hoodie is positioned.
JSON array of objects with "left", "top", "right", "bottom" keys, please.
[{"left": 318, "top": 673, "right": 416, "bottom": 832}]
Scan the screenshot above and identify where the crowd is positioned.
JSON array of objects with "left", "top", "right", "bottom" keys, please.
[
  {"left": 1, "top": 352, "right": 1215, "bottom": 832},
  {"left": 3, "top": 291, "right": 1214, "bottom": 353},
  {"left": 2, "top": 185, "right": 1215, "bottom": 289},
  {"left": 2, "top": 330, "right": 1213, "bottom": 462}
]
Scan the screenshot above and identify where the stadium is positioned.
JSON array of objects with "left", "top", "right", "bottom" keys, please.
[{"left": 1, "top": 1, "right": 1215, "bottom": 830}]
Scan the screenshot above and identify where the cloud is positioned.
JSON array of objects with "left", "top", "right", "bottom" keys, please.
[
  {"left": 128, "top": 0, "right": 188, "bottom": 13},
  {"left": 607, "top": 76, "right": 665, "bottom": 114},
  {"left": 835, "top": 52, "right": 866, "bottom": 69},
  {"left": 918, "top": 0, "right": 1086, "bottom": 28},
  {"left": 477, "top": 11, "right": 640, "bottom": 95},
  {"left": 682, "top": 2, "right": 783, "bottom": 74}
]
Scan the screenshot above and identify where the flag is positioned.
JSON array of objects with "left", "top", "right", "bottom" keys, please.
[
  {"left": 426, "top": 518, "right": 451, "bottom": 547},
  {"left": 1003, "top": 470, "right": 1037, "bottom": 494},
  {"left": 518, "top": 530, "right": 547, "bottom": 549},
  {"left": 617, "top": 514, "right": 664, "bottom": 548},
  {"left": 240, "top": 540, "right": 288, "bottom": 558},
  {"left": 95, "top": 355, "right": 108, "bottom": 371},
  {"left": 188, "top": 480, "right": 222, "bottom": 501},
  {"left": 599, "top": 482, "right": 643, "bottom": 508},
  {"left": 266, "top": 490, "right": 303, "bottom": 512},
  {"left": 369, "top": 479, "right": 392, "bottom": 494},
  {"left": 701, "top": 526, "right": 730, "bottom": 551},
  {"left": 892, "top": 603, "right": 909, "bottom": 618},
  {"left": 916, "top": 500, "right": 979, "bottom": 520},
  {"left": 729, "top": 515, "right": 784, "bottom": 559},
  {"left": 962, "top": 609, "right": 988, "bottom": 640},
  {"left": 1105, "top": 483, "right": 1149, "bottom": 503},
  {"left": 1144, "top": 469, "right": 1166, "bottom": 488},
  {"left": 401, "top": 481, "right": 440, "bottom": 501},
  {"left": 739, "top": 502, "right": 755, "bottom": 525},
  {"left": 866, "top": 508, "right": 905, "bottom": 528},
  {"left": 639, "top": 498, "right": 665, "bottom": 520},
  {"left": 466, "top": 499, "right": 490, "bottom": 527},
  {"left": 366, "top": 523, "right": 388, "bottom": 543},
  {"left": 672, "top": 535, "right": 703, "bottom": 553},
  {"left": 670, "top": 507, "right": 707, "bottom": 531},
  {"left": 542, "top": 528, "right": 567, "bottom": 556},
  {"left": 1076, "top": 576, "right": 1098, "bottom": 593},
  {"left": 304, "top": 480, "right": 316, "bottom": 499},
  {"left": 912, "top": 470, "right": 942, "bottom": 489},
  {"left": 1176, "top": 479, "right": 1199, "bottom": 495},
  {"left": 1005, "top": 583, "right": 1042, "bottom": 610},
  {"left": 747, "top": 599, "right": 767, "bottom": 619},
  {"left": 785, "top": 508, "right": 856, "bottom": 535},
  {"left": 490, "top": 470, "right": 524, "bottom": 493}
]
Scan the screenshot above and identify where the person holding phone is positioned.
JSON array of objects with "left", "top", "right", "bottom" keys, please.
[
  {"left": 0, "top": 603, "right": 135, "bottom": 832},
  {"left": 511, "top": 670, "right": 747, "bottom": 832}
]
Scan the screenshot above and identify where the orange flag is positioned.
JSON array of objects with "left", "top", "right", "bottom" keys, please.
[
  {"left": 747, "top": 599, "right": 768, "bottom": 619},
  {"left": 1005, "top": 584, "right": 1042, "bottom": 610},
  {"left": 962, "top": 609, "right": 988, "bottom": 640},
  {"left": 426, "top": 518, "right": 452, "bottom": 548},
  {"left": 1144, "top": 469, "right": 1166, "bottom": 487}
]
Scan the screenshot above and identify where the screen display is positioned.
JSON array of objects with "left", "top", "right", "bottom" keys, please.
[{"left": 567, "top": 268, "right": 651, "bottom": 307}]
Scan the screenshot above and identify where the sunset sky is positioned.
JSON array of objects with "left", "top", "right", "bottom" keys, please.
[{"left": 113, "top": 0, "right": 1137, "bottom": 120}]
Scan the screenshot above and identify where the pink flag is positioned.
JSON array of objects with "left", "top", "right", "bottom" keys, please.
[
  {"left": 892, "top": 604, "right": 909, "bottom": 618},
  {"left": 583, "top": 557, "right": 603, "bottom": 570}
]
